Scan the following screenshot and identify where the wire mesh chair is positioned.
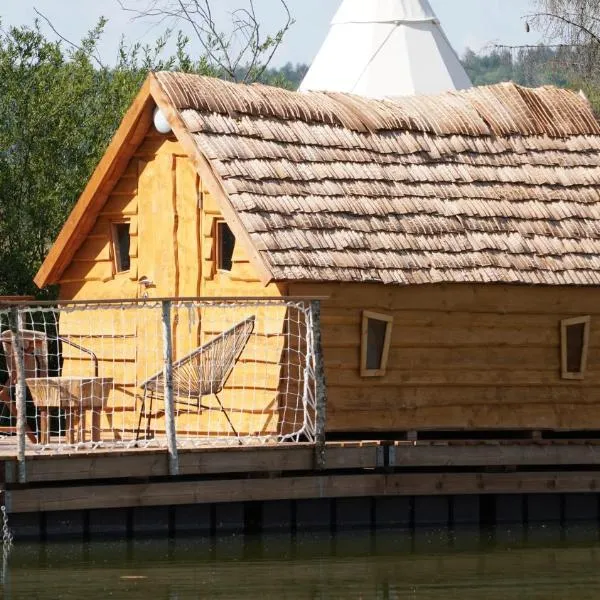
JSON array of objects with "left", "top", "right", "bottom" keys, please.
[{"left": 136, "top": 315, "right": 255, "bottom": 444}]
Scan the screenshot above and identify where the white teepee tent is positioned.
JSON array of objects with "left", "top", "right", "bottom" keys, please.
[{"left": 300, "top": 0, "right": 472, "bottom": 98}]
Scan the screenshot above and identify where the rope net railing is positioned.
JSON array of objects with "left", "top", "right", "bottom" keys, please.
[
  {"left": 1, "top": 502, "right": 11, "bottom": 587},
  {"left": 0, "top": 298, "right": 317, "bottom": 453}
]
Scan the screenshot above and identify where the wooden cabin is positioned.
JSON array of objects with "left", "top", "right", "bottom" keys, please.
[{"left": 34, "top": 72, "right": 600, "bottom": 438}]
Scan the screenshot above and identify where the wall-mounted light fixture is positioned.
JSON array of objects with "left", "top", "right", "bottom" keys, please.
[{"left": 153, "top": 106, "right": 172, "bottom": 134}]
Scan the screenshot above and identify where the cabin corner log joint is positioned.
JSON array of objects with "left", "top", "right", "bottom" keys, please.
[{"left": 29, "top": 71, "right": 600, "bottom": 440}]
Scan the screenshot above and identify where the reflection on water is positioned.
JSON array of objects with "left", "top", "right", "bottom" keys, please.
[{"left": 3, "top": 525, "right": 600, "bottom": 599}]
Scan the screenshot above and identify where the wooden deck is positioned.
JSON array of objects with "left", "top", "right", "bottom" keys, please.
[{"left": 3, "top": 440, "right": 600, "bottom": 516}]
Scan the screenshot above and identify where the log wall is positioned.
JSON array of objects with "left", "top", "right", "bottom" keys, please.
[
  {"left": 56, "top": 128, "right": 288, "bottom": 440},
  {"left": 290, "top": 282, "right": 600, "bottom": 433}
]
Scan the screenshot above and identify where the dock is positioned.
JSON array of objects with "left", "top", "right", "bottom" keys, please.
[{"left": 3, "top": 439, "right": 600, "bottom": 539}]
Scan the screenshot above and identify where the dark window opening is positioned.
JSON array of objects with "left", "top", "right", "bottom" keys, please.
[
  {"left": 217, "top": 221, "right": 235, "bottom": 272},
  {"left": 561, "top": 316, "right": 590, "bottom": 379},
  {"left": 112, "top": 223, "right": 131, "bottom": 273},
  {"left": 366, "top": 318, "right": 388, "bottom": 371},
  {"left": 361, "top": 311, "right": 393, "bottom": 377},
  {"left": 566, "top": 323, "right": 585, "bottom": 373}
]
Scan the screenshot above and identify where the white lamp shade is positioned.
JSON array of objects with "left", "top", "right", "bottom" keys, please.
[{"left": 153, "top": 107, "right": 172, "bottom": 134}]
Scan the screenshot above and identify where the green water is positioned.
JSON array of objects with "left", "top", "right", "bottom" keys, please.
[{"left": 3, "top": 526, "right": 600, "bottom": 599}]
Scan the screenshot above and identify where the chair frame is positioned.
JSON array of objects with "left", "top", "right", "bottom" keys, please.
[
  {"left": 0, "top": 329, "right": 98, "bottom": 443},
  {"left": 136, "top": 315, "right": 255, "bottom": 444}
]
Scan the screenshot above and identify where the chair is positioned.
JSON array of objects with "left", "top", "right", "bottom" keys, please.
[
  {"left": 136, "top": 315, "right": 255, "bottom": 444},
  {"left": 0, "top": 329, "right": 48, "bottom": 442},
  {"left": 0, "top": 329, "right": 101, "bottom": 443}
]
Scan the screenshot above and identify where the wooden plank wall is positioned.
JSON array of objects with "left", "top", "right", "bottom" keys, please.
[
  {"left": 197, "top": 189, "right": 290, "bottom": 437},
  {"left": 57, "top": 134, "right": 153, "bottom": 439},
  {"left": 57, "top": 127, "right": 291, "bottom": 440},
  {"left": 58, "top": 130, "right": 191, "bottom": 437},
  {"left": 290, "top": 282, "right": 600, "bottom": 433}
]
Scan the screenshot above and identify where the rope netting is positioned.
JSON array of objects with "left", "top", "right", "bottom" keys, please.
[
  {"left": 1, "top": 503, "right": 12, "bottom": 587},
  {"left": 0, "top": 299, "right": 317, "bottom": 453}
]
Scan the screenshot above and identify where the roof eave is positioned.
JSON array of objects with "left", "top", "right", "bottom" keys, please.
[{"left": 34, "top": 76, "right": 155, "bottom": 289}]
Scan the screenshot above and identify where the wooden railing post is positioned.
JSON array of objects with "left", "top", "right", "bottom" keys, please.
[
  {"left": 8, "top": 307, "right": 26, "bottom": 483},
  {"left": 311, "top": 300, "right": 327, "bottom": 470},
  {"left": 161, "top": 300, "right": 179, "bottom": 476}
]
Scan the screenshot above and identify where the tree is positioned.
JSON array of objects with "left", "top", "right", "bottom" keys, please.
[
  {"left": 117, "top": 0, "right": 294, "bottom": 83},
  {"left": 528, "top": 0, "right": 600, "bottom": 48},
  {"left": 0, "top": 20, "right": 208, "bottom": 297},
  {"left": 525, "top": 1, "right": 600, "bottom": 90}
]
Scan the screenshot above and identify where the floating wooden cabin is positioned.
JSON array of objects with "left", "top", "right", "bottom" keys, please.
[{"left": 34, "top": 71, "right": 600, "bottom": 438}]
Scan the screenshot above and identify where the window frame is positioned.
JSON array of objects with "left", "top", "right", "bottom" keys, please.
[
  {"left": 560, "top": 315, "right": 591, "bottom": 380},
  {"left": 361, "top": 310, "right": 394, "bottom": 377},
  {"left": 215, "top": 218, "right": 235, "bottom": 273},
  {"left": 110, "top": 221, "right": 131, "bottom": 275}
]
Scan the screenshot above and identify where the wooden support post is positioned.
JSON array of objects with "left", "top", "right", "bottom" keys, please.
[
  {"left": 8, "top": 307, "right": 26, "bottom": 483},
  {"left": 311, "top": 300, "right": 327, "bottom": 470},
  {"left": 161, "top": 300, "right": 179, "bottom": 476},
  {"left": 406, "top": 431, "right": 418, "bottom": 442}
]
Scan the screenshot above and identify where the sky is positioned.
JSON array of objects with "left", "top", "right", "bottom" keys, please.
[{"left": 0, "top": 0, "right": 541, "bottom": 66}]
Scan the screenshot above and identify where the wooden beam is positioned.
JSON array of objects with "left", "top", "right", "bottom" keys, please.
[
  {"left": 1, "top": 443, "right": 380, "bottom": 483},
  {"left": 34, "top": 78, "right": 155, "bottom": 288},
  {"left": 148, "top": 73, "right": 275, "bottom": 286},
  {"left": 391, "top": 442, "right": 600, "bottom": 468},
  {"left": 6, "top": 471, "right": 600, "bottom": 513},
  {"left": 8, "top": 441, "right": 600, "bottom": 484}
]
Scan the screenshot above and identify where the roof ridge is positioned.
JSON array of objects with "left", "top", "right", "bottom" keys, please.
[{"left": 154, "top": 72, "right": 600, "bottom": 138}]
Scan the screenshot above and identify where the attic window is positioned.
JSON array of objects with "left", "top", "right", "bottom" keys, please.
[
  {"left": 361, "top": 311, "right": 393, "bottom": 377},
  {"left": 561, "top": 316, "right": 590, "bottom": 380},
  {"left": 111, "top": 222, "right": 131, "bottom": 273},
  {"left": 216, "top": 220, "right": 235, "bottom": 272}
]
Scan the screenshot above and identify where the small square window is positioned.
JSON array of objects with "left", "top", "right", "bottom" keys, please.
[
  {"left": 111, "top": 222, "right": 131, "bottom": 273},
  {"left": 216, "top": 220, "right": 235, "bottom": 272},
  {"left": 361, "top": 311, "right": 393, "bottom": 377},
  {"left": 560, "top": 316, "right": 590, "bottom": 380}
]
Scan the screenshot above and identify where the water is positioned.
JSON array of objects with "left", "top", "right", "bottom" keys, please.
[{"left": 3, "top": 526, "right": 600, "bottom": 599}]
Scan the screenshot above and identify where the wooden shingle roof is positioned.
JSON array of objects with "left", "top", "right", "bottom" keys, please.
[
  {"left": 155, "top": 71, "right": 600, "bottom": 285},
  {"left": 33, "top": 72, "right": 600, "bottom": 288}
]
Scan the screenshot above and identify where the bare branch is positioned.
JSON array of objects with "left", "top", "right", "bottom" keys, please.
[
  {"left": 33, "top": 8, "right": 105, "bottom": 68},
  {"left": 528, "top": 10, "right": 600, "bottom": 44},
  {"left": 117, "top": 0, "right": 294, "bottom": 82},
  {"left": 502, "top": 1, "right": 600, "bottom": 86}
]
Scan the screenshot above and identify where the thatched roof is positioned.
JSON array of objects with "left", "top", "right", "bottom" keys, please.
[
  {"left": 33, "top": 72, "right": 600, "bottom": 288},
  {"left": 155, "top": 72, "right": 600, "bottom": 285}
]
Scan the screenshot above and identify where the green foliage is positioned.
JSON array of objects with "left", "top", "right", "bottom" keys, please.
[
  {"left": 260, "top": 62, "right": 308, "bottom": 89},
  {"left": 0, "top": 19, "right": 213, "bottom": 297},
  {"left": 462, "top": 46, "right": 571, "bottom": 87}
]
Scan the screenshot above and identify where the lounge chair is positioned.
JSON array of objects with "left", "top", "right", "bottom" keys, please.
[{"left": 136, "top": 315, "right": 255, "bottom": 444}]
